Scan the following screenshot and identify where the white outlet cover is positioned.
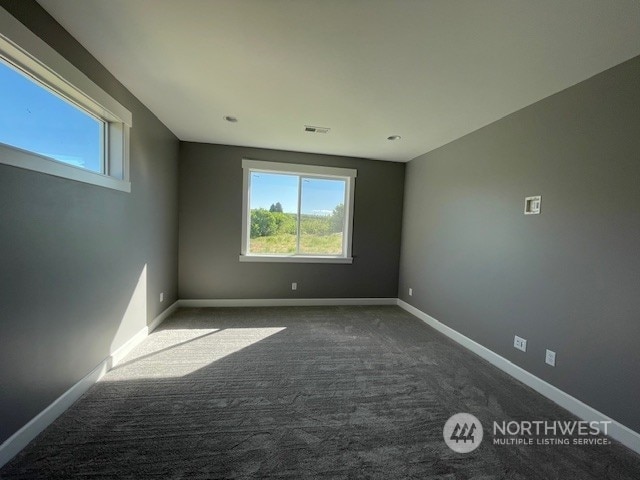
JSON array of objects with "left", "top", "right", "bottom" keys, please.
[
  {"left": 291, "top": 282, "right": 297, "bottom": 290},
  {"left": 546, "top": 349, "right": 556, "bottom": 366},
  {"left": 160, "top": 292, "right": 164, "bottom": 302},
  {"left": 409, "top": 288, "right": 413, "bottom": 296}
]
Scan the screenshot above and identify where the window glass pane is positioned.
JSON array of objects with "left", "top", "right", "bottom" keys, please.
[
  {"left": 0, "top": 59, "right": 103, "bottom": 172},
  {"left": 299, "top": 178, "right": 346, "bottom": 255},
  {"left": 248, "top": 172, "right": 299, "bottom": 254}
]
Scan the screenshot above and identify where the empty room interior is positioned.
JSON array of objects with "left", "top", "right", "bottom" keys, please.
[{"left": 1, "top": 0, "right": 640, "bottom": 477}]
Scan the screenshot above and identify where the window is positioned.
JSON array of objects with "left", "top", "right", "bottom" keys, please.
[
  {"left": 241, "top": 159, "right": 357, "bottom": 263},
  {"left": 0, "top": 9, "right": 132, "bottom": 192},
  {"left": 0, "top": 59, "right": 104, "bottom": 172}
]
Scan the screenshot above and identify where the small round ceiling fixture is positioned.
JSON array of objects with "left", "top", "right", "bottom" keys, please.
[
  {"left": 223, "top": 115, "right": 238, "bottom": 123},
  {"left": 387, "top": 135, "right": 402, "bottom": 141}
]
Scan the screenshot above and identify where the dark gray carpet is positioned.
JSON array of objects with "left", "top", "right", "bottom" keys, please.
[{"left": 2, "top": 306, "right": 639, "bottom": 479}]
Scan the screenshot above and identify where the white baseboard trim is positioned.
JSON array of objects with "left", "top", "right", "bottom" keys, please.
[
  {"left": 397, "top": 299, "right": 640, "bottom": 455},
  {"left": 109, "top": 301, "right": 178, "bottom": 366},
  {"left": 0, "top": 300, "right": 178, "bottom": 468},
  {"left": 178, "top": 297, "right": 397, "bottom": 308},
  {"left": 0, "top": 358, "right": 109, "bottom": 470}
]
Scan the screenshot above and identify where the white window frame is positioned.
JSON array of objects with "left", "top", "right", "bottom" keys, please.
[
  {"left": 0, "top": 7, "right": 132, "bottom": 192},
  {"left": 240, "top": 159, "right": 357, "bottom": 264}
]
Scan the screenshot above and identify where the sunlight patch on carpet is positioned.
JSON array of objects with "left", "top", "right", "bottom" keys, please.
[{"left": 108, "top": 327, "right": 286, "bottom": 379}]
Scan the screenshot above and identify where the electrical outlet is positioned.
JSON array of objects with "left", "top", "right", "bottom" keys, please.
[
  {"left": 291, "top": 282, "right": 297, "bottom": 291},
  {"left": 514, "top": 335, "right": 527, "bottom": 352},
  {"left": 545, "top": 349, "right": 556, "bottom": 367},
  {"left": 409, "top": 288, "right": 413, "bottom": 296},
  {"left": 524, "top": 195, "right": 542, "bottom": 215},
  {"left": 160, "top": 292, "right": 164, "bottom": 302}
]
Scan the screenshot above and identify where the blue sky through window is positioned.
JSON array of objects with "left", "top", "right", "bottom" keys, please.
[
  {"left": 301, "top": 178, "right": 345, "bottom": 216},
  {"left": 0, "top": 59, "right": 102, "bottom": 172},
  {"left": 250, "top": 172, "right": 345, "bottom": 215}
]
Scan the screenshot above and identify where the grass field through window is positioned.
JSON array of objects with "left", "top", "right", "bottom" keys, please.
[
  {"left": 249, "top": 232, "right": 343, "bottom": 255},
  {"left": 248, "top": 207, "right": 345, "bottom": 256}
]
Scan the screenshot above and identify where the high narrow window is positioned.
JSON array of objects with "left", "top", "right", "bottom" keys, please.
[
  {"left": 0, "top": 59, "right": 105, "bottom": 173},
  {"left": 241, "top": 160, "right": 357, "bottom": 264},
  {"left": 0, "top": 9, "right": 132, "bottom": 191}
]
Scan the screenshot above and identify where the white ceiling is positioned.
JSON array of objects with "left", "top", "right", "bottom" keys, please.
[{"left": 37, "top": 0, "right": 640, "bottom": 162}]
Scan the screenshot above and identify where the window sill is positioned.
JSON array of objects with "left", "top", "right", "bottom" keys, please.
[
  {"left": 239, "top": 255, "right": 353, "bottom": 264},
  {"left": 0, "top": 144, "right": 131, "bottom": 193}
]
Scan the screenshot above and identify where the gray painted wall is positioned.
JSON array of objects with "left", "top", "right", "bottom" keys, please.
[
  {"left": 179, "top": 143, "right": 404, "bottom": 299},
  {"left": 0, "top": 1, "right": 179, "bottom": 443},
  {"left": 399, "top": 55, "right": 640, "bottom": 432}
]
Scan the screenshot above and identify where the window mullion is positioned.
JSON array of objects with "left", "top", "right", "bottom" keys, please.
[{"left": 296, "top": 175, "right": 303, "bottom": 255}]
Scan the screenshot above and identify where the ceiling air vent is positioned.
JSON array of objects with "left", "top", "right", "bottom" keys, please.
[{"left": 304, "top": 125, "right": 330, "bottom": 134}]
